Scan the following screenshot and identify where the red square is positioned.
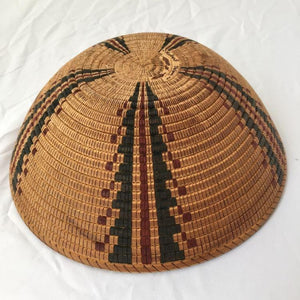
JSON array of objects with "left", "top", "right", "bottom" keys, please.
[
  {"left": 187, "top": 238, "right": 197, "bottom": 249},
  {"left": 98, "top": 216, "right": 106, "bottom": 225},
  {"left": 178, "top": 186, "right": 187, "bottom": 196},
  {"left": 95, "top": 242, "right": 105, "bottom": 251},
  {"left": 183, "top": 212, "right": 192, "bottom": 223}
]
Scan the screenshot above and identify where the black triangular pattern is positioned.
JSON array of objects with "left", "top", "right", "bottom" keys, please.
[
  {"left": 108, "top": 82, "right": 140, "bottom": 264},
  {"left": 146, "top": 82, "right": 185, "bottom": 263}
]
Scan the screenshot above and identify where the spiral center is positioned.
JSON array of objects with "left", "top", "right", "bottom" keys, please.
[{"left": 114, "top": 51, "right": 179, "bottom": 81}]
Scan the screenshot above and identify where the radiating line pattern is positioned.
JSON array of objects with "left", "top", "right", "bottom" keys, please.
[
  {"left": 11, "top": 69, "right": 114, "bottom": 192},
  {"left": 180, "top": 65, "right": 284, "bottom": 185}
]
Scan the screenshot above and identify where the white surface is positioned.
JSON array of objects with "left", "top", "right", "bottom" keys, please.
[{"left": 0, "top": 0, "right": 300, "bottom": 299}]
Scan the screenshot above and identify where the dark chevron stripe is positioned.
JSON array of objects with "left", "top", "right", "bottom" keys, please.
[
  {"left": 114, "top": 36, "right": 130, "bottom": 53},
  {"left": 160, "top": 34, "right": 192, "bottom": 52},
  {"left": 146, "top": 82, "right": 185, "bottom": 263},
  {"left": 103, "top": 37, "right": 130, "bottom": 55},
  {"left": 180, "top": 67, "right": 284, "bottom": 185},
  {"left": 11, "top": 69, "right": 113, "bottom": 192},
  {"left": 159, "top": 34, "right": 178, "bottom": 51},
  {"left": 104, "top": 42, "right": 126, "bottom": 55},
  {"left": 168, "top": 39, "right": 192, "bottom": 51},
  {"left": 180, "top": 66, "right": 284, "bottom": 152},
  {"left": 11, "top": 69, "right": 114, "bottom": 161},
  {"left": 108, "top": 82, "right": 140, "bottom": 264}
]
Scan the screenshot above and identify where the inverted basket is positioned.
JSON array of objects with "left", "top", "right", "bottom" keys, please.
[{"left": 9, "top": 32, "right": 287, "bottom": 272}]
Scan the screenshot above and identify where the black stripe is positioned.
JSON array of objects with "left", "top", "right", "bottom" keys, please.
[
  {"left": 168, "top": 39, "right": 192, "bottom": 51},
  {"left": 160, "top": 34, "right": 192, "bottom": 52},
  {"left": 114, "top": 36, "right": 130, "bottom": 53},
  {"left": 11, "top": 69, "right": 113, "bottom": 192},
  {"left": 146, "top": 82, "right": 185, "bottom": 263},
  {"left": 103, "top": 37, "right": 130, "bottom": 55},
  {"left": 180, "top": 67, "right": 284, "bottom": 185},
  {"left": 159, "top": 34, "right": 178, "bottom": 51},
  {"left": 108, "top": 82, "right": 140, "bottom": 264},
  {"left": 11, "top": 69, "right": 114, "bottom": 161},
  {"left": 180, "top": 66, "right": 284, "bottom": 152},
  {"left": 103, "top": 42, "right": 126, "bottom": 55}
]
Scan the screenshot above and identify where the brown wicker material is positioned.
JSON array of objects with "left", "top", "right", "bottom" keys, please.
[{"left": 9, "top": 32, "right": 287, "bottom": 272}]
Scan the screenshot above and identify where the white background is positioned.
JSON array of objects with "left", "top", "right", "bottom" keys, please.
[{"left": 0, "top": 0, "right": 299, "bottom": 299}]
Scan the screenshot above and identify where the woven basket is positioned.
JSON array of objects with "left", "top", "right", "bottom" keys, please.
[{"left": 9, "top": 32, "right": 287, "bottom": 272}]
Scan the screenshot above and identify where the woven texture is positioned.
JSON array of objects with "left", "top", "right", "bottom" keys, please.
[{"left": 9, "top": 32, "right": 287, "bottom": 272}]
